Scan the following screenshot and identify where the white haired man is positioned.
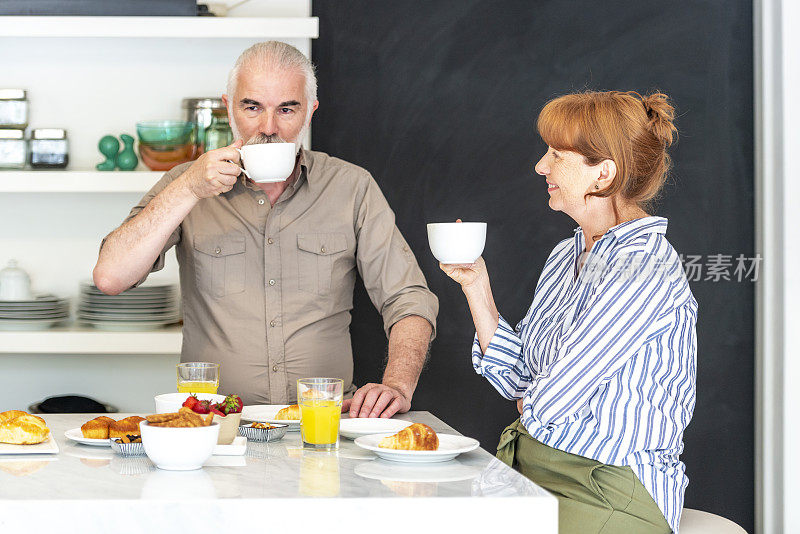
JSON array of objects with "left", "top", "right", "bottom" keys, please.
[{"left": 93, "top": 41, "right": 438, "bottom": 417}]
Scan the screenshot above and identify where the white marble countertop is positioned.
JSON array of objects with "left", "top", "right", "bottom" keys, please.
[{"left": 0, "top": 411, "right": 557, "bottom": 533}]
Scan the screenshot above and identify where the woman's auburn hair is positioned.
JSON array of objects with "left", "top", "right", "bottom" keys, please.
[{"left": 537, "top": 90, "right": 678, "bottom": 211}]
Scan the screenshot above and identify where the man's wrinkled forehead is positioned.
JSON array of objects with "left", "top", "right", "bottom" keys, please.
[{"left": 233, "top": 65, "right": 306, "bottom": 104}]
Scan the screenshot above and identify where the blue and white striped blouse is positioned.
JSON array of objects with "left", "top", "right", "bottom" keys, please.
[{"left": 472, "top": 216, "right": 697, "bottom": 533}]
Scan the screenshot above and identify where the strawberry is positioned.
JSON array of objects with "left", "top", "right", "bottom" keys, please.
[
  {"left": 192, "top": 399, "right": 212, "bottom": 414},
  {"left": 215, "top": 394, "right": 243, "bottom": 415},
  {"left": 210, "top": 407, "right": 225, "bottom": 417},
  {"left": 182, "top": 394, "right": 199, "bottom": 410}
]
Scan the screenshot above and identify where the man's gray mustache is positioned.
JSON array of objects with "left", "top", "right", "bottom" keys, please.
[{"left": 245, "top": 134, "right": 287, "bottom": 145}]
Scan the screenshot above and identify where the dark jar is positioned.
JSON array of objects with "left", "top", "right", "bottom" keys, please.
[{"left": 30, "top": 128, "right": 69, "bottom": 169}]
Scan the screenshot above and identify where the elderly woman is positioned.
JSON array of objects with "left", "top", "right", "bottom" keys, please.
[{"left": 442, "top": 91, "right": 696, "bottom": 534}]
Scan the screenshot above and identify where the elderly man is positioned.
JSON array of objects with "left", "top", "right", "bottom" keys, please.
[{"left": 93, "top": 41, "right": 438, "bottom": 418}]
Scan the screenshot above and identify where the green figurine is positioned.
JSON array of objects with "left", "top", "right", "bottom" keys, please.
[
  {"left": 96, "top": 135, "right": 119, "bottom": 171},
  {"left": 116, "top": 134, "right": 138, "bottom": 171}
]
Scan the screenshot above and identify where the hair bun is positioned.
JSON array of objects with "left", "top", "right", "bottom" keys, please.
[{"left": 642, "top": 92, "right": 677, "bottom": 147}]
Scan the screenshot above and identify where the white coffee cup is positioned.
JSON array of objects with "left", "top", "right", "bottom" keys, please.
[
  {"left": 236, "top": 143, "right": 296, "bottom": 183},
  {"left": 0, "top": 260, "right": 33, "bottom": 301},
  {"left": 426, "top": 222, "right": 487, "bottom": 264}
]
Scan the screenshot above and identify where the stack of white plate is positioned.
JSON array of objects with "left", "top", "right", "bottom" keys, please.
[
  {"left": 0, "top": 294, "right": 70, "bottom": 331},
  {"left": 77, "top": 283, "right": 180, "bottom": 331}
]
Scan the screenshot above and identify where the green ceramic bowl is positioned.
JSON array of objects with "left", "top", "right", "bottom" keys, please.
[{"left": 136, "top": 120, "right": 194, "bottom": 146}]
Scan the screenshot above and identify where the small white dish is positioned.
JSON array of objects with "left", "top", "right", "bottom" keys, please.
[
  {"left": 354, "top": 433, "right": 480, "bottom": 463},
  {"left": 140, "top": 421, "right": 220, "bottom": 471},
  {"left": 154, "top": 392, "right": 226, "bottom": 414},
  {"left": 212, "top": 436, "right": 247, "bottom": 456},
  {"left": 338, "top": 417, "right": 412, "bottom": 440},
  {"left": 241, "top": 404, "right": 301, "bottom": 430},
  {"left": 426, "top": 222, "right": 487, "bottom": 264},
  {"left": 64, "top": 427, "right": 111, "bottom": 447}
]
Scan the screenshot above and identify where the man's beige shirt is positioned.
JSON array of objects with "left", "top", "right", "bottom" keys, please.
[{"left": 114, "top": 149, "right": 438, "bottom": 405}]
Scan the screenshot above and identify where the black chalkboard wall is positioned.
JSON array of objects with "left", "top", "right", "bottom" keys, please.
[{"left": 312, "top": 1, "right": 754, "bottom": 531}]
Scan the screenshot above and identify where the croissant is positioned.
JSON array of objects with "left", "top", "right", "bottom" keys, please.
[
  {"left": 109, "top": 416, "right": 145, "bottom": 443},
  {"left": 0, "top": 410, "right": 45, "bottom": 426},
  {"left": 0, "top": 412, "right": 50, "bottom": 445},
  {"left": 378, "top": 423, "right": 438, "bottom": 451},
  {"left": 81, "top": 416, "right": 116, "bottom": 439},
  {"left": 275, "top": 404, "right": 301, "bottom": 420}
]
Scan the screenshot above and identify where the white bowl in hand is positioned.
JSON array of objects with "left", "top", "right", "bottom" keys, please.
[
  {"left": 140, "top": 421, "right": 220, "bottom": 471},
  {"left": 154, "top": 392, "right": 226, "bottom": 414},
  {"left": 426, "top": 222, "right": 487, "bottom": 264}
]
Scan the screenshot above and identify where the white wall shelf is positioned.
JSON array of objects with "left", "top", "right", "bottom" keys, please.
[
  {"left": 0, "top": 171, "right": 162, "bottom": 193},
  {"left": 0, "top": 16, "right": 318, "bottom": 39},
  {"left": 0, "top": 324, "right": 182, "bottom": 354}
]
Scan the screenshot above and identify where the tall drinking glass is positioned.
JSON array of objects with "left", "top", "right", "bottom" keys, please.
[
  {"left": 298, "top": 378, "right": 343, "bottom": 451},
  {"left": 177, "top": 362, "right": 220, "bottom": 394}
]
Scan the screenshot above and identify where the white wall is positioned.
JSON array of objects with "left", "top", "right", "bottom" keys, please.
[{"left": 0, "top": 0, "right": 312, "bottom": 413}]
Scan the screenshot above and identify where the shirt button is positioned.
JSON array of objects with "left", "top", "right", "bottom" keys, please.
[
  {"left": 258, "top": 199, "right": 265, "bottom": 205},
  {"left": 267, "top": 238, "right": 274, "bottom": 245},
  {"left": 214, "top": 247, "right": 221, "bottom": 254},
  {"left": 320, "top": 246, "right": 326, "bottom": 253},
  {"left": 269, "top": 320, "right": 276, "bottom": 327},
  {"left": 269, "top": 279, "right": 276, "bottom": 286},
  {"left": 272, "top": 364, "right": 278, "bottom": 372}
]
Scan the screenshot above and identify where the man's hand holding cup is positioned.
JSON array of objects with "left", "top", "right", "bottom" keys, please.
[{"left": 181, "top": 139, "right": 244, "bottom": 199}]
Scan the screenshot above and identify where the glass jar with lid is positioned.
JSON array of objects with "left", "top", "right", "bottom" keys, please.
[
  {"left": 203, "top": 109, "right": 233, "bottom": 152},
  {"left": 182, "top": 97, "right": 225, "bottom": 150},
  {"left": 0, "top": 90, "right": 29, "bottom": 129},
  {"left": 29, "top": 128, "right": 69, "bottom": 169},
  {"left": 0, "top": 129, "right": 27, "bottom": 169}
]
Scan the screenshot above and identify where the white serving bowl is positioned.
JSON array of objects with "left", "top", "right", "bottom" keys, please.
[
  {"left": 426, "top": 222, "right": 487, "bottom": 264},
  {"left": 140, "top": 421, "right": 220, "bottom": 471},
  {"left": 154, "top": 392, "right": 226, "bottom": 414}
]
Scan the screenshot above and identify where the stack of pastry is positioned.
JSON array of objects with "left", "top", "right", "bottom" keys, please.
[
  {"left": 0, "top": 410, "right": 50, "bottom": 445},
  {"left": 378, "top": 423, "right": 439, "bottom": 451}
]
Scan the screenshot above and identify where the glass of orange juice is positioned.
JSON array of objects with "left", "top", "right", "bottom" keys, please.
[
  {"left": 298, "top": 378, "right": 343, "bottom": 451},
  {"left": 177, "top": 362, "right": 220, "bottom": 394}
]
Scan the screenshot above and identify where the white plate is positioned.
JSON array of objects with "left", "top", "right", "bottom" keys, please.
[
  {"left": 354, "top": 433, "right": 479, "bottom": 463},
  {"left": 64, "top": 427, "right": 111, "bottom": 447},
  {"left": 0, "top": 434, "right": 59, "bottom": 455},
  {"left": 241, "top": 405, "right": 301, "bottom": 429},
  {"left": 338, "top": 417, "right": 412, "bottom": 440},
  {"left": 0, "top": 318, "right": 67, "bottom": 331},
  {"left": 212, "top": 436, "right": 247, "bottom": 456},
  {"left": 354, "top": 458, "right": 481, "bottom": 482},
  {"left": 80, "top": 320, "right": 176, "bottom": 331}
]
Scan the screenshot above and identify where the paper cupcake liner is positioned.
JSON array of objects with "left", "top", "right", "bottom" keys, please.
[
  {"left": 238, "top": 423, "right": 287, "bottom": 443},
  {"left": 110, "top": 439, "right": 145, "bottom": 457}
]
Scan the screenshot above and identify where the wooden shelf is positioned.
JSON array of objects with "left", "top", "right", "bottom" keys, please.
[
  {"left": 0, "top": 16, "right": 318, "bottom": 39},
  {"left": 0, "top": 324, "right": 182, "bottom": 354},
  {"left": 0, "top": 170, "right": 163, "bottom": 193}
]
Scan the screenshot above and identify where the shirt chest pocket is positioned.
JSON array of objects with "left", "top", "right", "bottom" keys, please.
[
  {"left": 297, "top": 233, "right": 348, "bottom": 295},
  {"left": 193, "top": 233, "right": 246, "bottom": 298}
]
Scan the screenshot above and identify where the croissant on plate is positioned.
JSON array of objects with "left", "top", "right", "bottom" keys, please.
[
  {"left": 0, "top": 411, "right": 50, "bottom": 445},
  {"left": 275, "top": 404, "right": 301, "bottom": 420},
  {"left": 378, "top": 423, "right": 438, "bottom": 451}
]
